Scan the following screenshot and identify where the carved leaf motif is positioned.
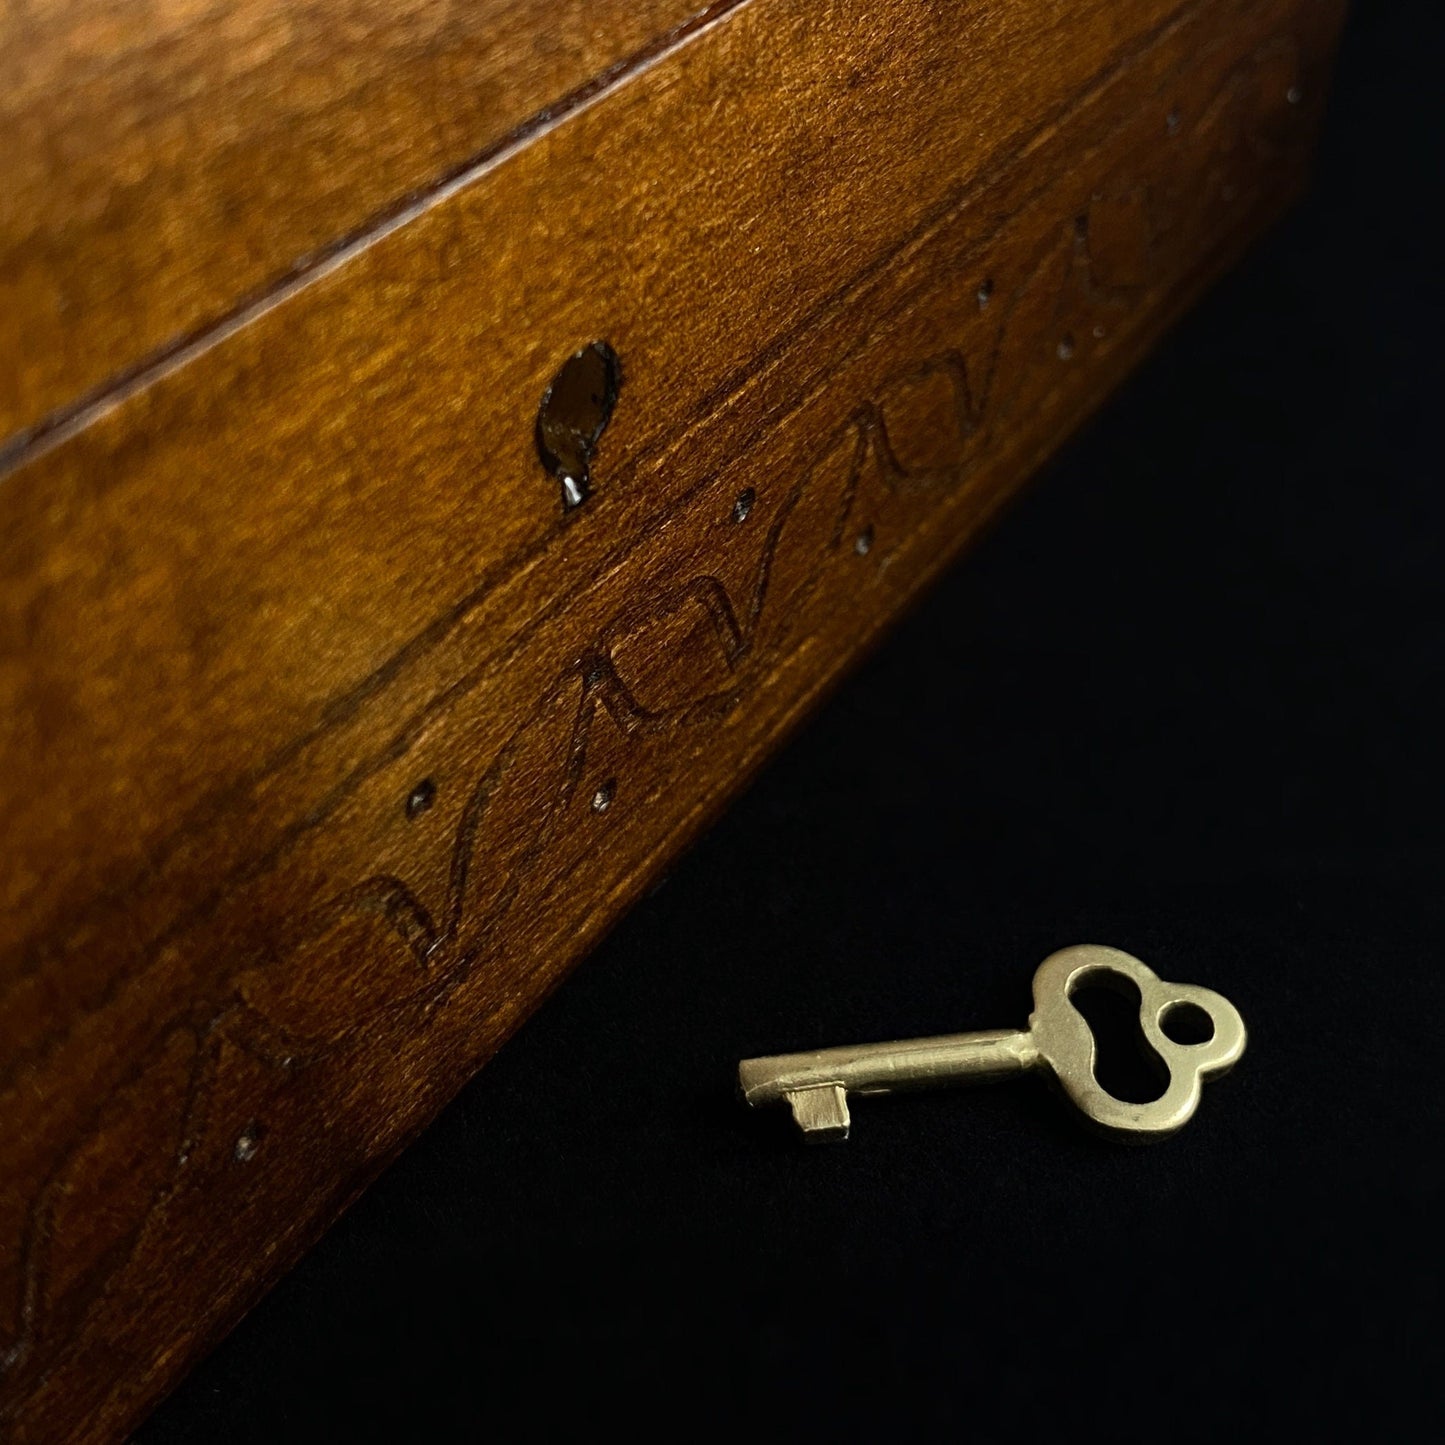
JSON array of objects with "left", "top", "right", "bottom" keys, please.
[{"left": 4, "top": 1028, "right": 197, "bottom": 1383}]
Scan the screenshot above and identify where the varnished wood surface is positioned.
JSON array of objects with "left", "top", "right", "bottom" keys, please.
[
  {"left": 0, "top": 0, "right": 710, "bottom": 445},
  {"left": 0, "top": 0, "right": 1344, "bottom": 1438}
]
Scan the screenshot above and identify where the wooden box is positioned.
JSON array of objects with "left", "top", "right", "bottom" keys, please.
[{"left": 0, "top": 1, "right": 1345, "bottom": 1437}]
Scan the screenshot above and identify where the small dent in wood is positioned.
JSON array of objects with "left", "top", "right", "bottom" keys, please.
[
  {"left": 591, "top": 778, "right": 616, "bottom": 813},
  {"left": 1056, "top": 334, "right": 1076, "bottom": 361},
  {"left": 854, "top": 527, "right": 874, "bottom": 557},
  {"left": 233, "top": 1123, "right": 264, "bottom": 1164},
  {"left": 535, "top": 340, "right": 621, "bottom": 511},
  {"left": 731, "top": 488, "right": 755, "bottom": 524},
  {"left": 405, "top": 778, "right": 436, "bottom": 820},
  {"left": 977, "top": 278, "right": 994, "bottom": 309}
]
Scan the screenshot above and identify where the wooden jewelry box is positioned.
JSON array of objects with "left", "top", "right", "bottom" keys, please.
[{"left": 0, "top": 1, "right": 1346, "bottom": 1437}]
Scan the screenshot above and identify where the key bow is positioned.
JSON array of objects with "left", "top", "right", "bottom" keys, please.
[{"left": 1029, "top": 944, "right": 1246, "bottom": 1139}]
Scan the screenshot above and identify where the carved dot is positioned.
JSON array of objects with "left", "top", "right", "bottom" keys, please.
[
  {"left": 1057, "top": 335, "right": 1076, "bottom": 361},
  {"left": 1166, "top": 108, "right": 1181, "bottom": 135},
  {"left": 854, "top": 527, "right": 874, "bottom": 556},
  {"left": 1286, "top": 85, "right": 1303, "bottom": 105},
  {"left": 591, "top": 778, "right": 616, "bottom": 813},
  {"left": 535, "top": 340, "right": 621, "bottom": 512},
  {"left": 976, "top": 278, "right": 994, "bottom": 309},
  {"left": 732, "top": 488, "right": 755, "bottom": 524},
  {"left": 405, "top": 777, "right": 436, "bottom": 820},
  {"left": 233, "top": 1125, "right": 262, "bottom": 1164}
]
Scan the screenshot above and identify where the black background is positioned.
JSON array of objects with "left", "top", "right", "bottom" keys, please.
[{"left": 144, "top": 3, "right": 1442, "bottom": 1437}]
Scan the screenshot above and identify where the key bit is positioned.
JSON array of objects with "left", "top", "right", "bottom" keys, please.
[{"left": 738, "top": 945, "right": 1246, "bottom": 1143}]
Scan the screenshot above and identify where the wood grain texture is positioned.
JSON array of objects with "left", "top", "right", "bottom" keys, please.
[
  {"left": 0, "top": 0, "right": 1344, "bottom": 1438},
  {"left": 0, "top": 0, "right": 711, "bottom": 446}
]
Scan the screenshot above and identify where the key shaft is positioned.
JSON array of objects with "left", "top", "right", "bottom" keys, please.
[{"left": 738, "top": 1028, "right": 1039, "bottom": 1141}]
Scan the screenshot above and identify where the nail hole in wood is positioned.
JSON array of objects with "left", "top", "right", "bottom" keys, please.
[
  {"left": 233, "top": 1123, "right": 264, "bottom": 1163},
  {"left": 405, "top": 778, "right": 436, "bottom": 819}
]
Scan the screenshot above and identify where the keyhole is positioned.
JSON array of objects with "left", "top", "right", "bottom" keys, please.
[
  {"left": 1068, "top": 971, "right": 1169, "bottom": 1104},
  {"left": 535, "top": 340, "right": 621, "bottom": 511}
]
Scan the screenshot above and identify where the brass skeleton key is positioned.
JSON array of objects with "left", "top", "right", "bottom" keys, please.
[{"left": 738, "top": 945, "right": 1246, "bottom": 1143}]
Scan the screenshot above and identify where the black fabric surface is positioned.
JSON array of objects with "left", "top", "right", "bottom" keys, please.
[{"left": 143, "top": 5, "right": 1442, "bottom": 1438}]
